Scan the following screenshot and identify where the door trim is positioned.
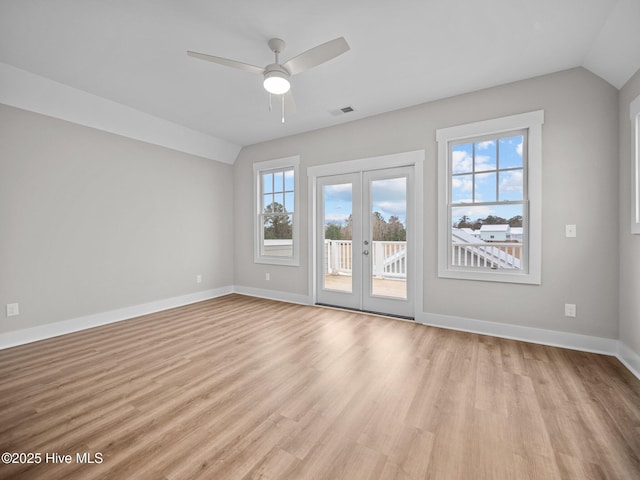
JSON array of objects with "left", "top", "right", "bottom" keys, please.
[{"left": 307, "top": 150, "right": 425, "bottom": 314}]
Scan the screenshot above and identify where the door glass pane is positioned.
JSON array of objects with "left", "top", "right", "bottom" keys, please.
[
  {"left": 370, "top": 177, "right": 407, "bottom": 299},
  {"left": 323, "top": 183, "right": 352, "bottom": 292}
]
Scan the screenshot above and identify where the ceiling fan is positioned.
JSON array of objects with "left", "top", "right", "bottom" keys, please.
[{"left": 187, "top": 37, "right": 350, "bottom": 122}]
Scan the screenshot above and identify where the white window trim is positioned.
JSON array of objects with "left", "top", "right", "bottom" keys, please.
[
  {"left": 253, "top": 156, "right": 300, "bottom": 266},
  {"left": 631, "top": 95, "right": 640, "bottom": 234},
  {"left": 436, "top": 110, "right": 544, "bottom": 284}
]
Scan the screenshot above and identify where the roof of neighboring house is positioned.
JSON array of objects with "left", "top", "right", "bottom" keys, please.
[
  {"left": 480, "top": 224, "right": 510, "bottom": 232},
  {"left": 451, "top": 229, "right": 485, "bottom": 244}
]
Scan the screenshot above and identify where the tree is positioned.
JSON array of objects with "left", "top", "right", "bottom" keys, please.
[
  {"left": 371, "top": 211, "right": 386, "bottom": 241},
  {"left": 482, "top": 215, "right": 508, "bottom": 225},
  {"left": 342, "top": 214, "right": 353, "bottom": 240},
  {"left": 454, "top": 213, "right": 522, "bottom": 231},
  {"left": 369, "top": 211, "right": 406, "bottom": 241},
  {"left": 508, "top": 215, "right": 523, "bottom": 227},
  {"left": 263, "top": 202, "right": 292, "bottom": 240},
  {"left": 386, "top": 215, "right": 406, "bottom": 241},
  {"left": 454, "top": 215, "right": 472, "bottom": 228},
  {"left": 325, "top": 223, "right": 342, "bottom": 240}
]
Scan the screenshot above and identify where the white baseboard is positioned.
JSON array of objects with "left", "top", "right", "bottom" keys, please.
[
  {"left": 417, "top": 311, "right": 618, "bottom": 355},
  {"left": 232, "top": 285, "right": 312, "bottom": 306},
  {"left": 230, "top": 290, "right": 640, "bottom": 380},
  {"left": 0, "top": 286, "right": 234, "bottom": 350},
  {"left": 2, "top": 286, "right": 639, "bottom": 382},
  {"left": 617, "top": 341, "right": 640, "bottom": 380}
]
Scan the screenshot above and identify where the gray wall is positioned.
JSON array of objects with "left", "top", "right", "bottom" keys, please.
[
  {"left": 234, "top": 67, "right": 620, "bottom": 339},
  {"left": 0, "top": 104, "right": 234, "bottom": 334},
  {"left": 1, "top": 66, "right": 628, "bottom": 347},
  {"left": 619, "top": 69, "right": 640, "bottom": 356}
]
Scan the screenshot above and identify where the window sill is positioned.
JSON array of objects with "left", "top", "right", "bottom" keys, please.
[
  {"left": 254, "top": 256, "right": 300, "bottom": 267},
  {"left": 438, "top": 267, "right": 540, "bottom": 285}
]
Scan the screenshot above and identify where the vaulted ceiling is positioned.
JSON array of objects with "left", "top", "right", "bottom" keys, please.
[{"left": 1, "top": 0, "right": 639, "bottom": 158}]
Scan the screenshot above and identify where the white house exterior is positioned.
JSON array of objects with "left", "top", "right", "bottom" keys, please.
[
  {"left": 480, "top": 224, "right": 510, "bottom": 242},
  {"left": 510, "top": 227, "right": 523, "bottom": 242}
]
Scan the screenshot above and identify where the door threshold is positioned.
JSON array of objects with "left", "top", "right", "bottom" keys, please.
[{"left": 315, "top": 303, "right": 415, "bottom": 321}]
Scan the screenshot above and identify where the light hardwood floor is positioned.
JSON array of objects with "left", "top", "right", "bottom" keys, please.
[{"left": 0, "top": 294, "right": 639, "bottom": 479}]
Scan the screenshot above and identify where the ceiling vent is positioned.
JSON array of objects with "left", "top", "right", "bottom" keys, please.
[{"left": 330, "top": 105, "right": 357, "bottom": 116}]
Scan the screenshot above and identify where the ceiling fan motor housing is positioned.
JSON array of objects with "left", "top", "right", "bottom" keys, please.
[
  {"left": 263, "top": 64, "right": 291, "bottom": 94},
  {"left": 268, "top": 38, "right": 286, "bottom": 54}
]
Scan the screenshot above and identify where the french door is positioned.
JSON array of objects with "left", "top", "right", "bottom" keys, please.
[{"left": 316, "top": 166, "right": 414, "bottom": 318}]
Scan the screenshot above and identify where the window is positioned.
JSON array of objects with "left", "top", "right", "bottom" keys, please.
[
  {"left": 631, "top": 95, "right": 640, "bottom": 234},
  {"left": 254, "top": 156, "right": 300, "bottom": 265},
  {"left": 437, "top": 111, "right": 543, "bottom": 284}
]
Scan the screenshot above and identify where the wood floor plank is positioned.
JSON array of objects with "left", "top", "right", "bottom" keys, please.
[{"left": 0, "top": 294, "right": 639, "bottom": 479}]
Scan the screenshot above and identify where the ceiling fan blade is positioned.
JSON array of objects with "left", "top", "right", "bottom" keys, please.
[
  {"left": 282, "top": 37, "right": 350, "bottom": 76},
  {"left": 187, "top": 51, "right": 264, "bottom": 75}
]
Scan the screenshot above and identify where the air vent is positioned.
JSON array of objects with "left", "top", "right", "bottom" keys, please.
[{"left": 329, "top": 105, "right": 357, "bottom": 116}]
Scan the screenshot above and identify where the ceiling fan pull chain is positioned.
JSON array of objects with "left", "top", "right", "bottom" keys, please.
[
  {"left": 269, "top": 93, "right": 272, "bottom": 112},
  {"left": 281, "top": 94, "right": 285, "bottom": 123}
]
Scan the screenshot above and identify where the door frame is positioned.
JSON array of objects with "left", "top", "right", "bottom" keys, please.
[
  {"left": 307, "top": 150, "right": 424, "bottom": 316},
  {"left": 315, "top": 172, "right": 362, "bottom": 310}
]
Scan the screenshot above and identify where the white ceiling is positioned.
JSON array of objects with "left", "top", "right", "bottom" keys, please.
[{"left": 1, "top": 0, "right": 639, "bottom": 151}]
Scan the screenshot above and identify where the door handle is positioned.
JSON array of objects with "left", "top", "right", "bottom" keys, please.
[{"left": 363, "top": 250, "right": 369, "bottom": 255}]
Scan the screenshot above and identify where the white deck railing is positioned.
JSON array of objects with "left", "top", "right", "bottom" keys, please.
[
  {"left": 323, "top": 239, "right": 522, "bottom": 277},
  {"left": 324, "top": 240, "right": 407, "bottom": 279},
  {"left": 451, "top": 242, "right": 522, "bottom": 269}
]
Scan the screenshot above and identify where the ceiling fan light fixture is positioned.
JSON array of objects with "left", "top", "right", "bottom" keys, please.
[{"left": 263, "top": 70, "right": 290, "bottom": 95}]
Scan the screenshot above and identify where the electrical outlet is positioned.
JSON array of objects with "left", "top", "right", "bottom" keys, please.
[
  {"left": 196, "top": 274, "right": 202, "bottom": 284},
  {"left": 265, "top": 273, "right": 270, "bottom": 281},
  {"left": 6, "top": 303, "right": 19, "bottom": 317},
  {"left": 564, "top": 303, "right": 577, "bottom": 317}
]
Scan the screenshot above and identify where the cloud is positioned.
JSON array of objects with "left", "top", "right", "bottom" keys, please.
[
  {"left": 476, "top": 140, "right": 495, "bottom": 151},
  {"left": 517, "top": 141, "right": 523, "bottom": 156},
  {"left": 324, "top": 213, "right": 351, "bottom": 224},
  {"left": 500, "top": 171, "right": 523, "bottom": 192},
  {"left": 451, "top": 205, "right": 494, "bottom": 220},
  {"left": 475, "top": 154, "right": 496, "bottom": 171},
  {"left": 372, "top": 178, "right": 406, "bottom": 199},
  {"left": 452, "top": 150, "right": 472, "bottom": 173},
  {"left": 452, "top": 176, "right": 472, "bottom": 193},
  {"left": 324, "top": 183, "right": 352, "bottom": 203}
]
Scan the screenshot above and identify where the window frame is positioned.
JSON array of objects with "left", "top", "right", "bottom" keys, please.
[
  {"left": 631, "top": 95, "right": 640, "bottom": 234},
  {"left": 253, "top": 156, "right": 300, "bottom": 266},
  {"left": 436, "top": 110, "right": 544, "bottom": 284}
]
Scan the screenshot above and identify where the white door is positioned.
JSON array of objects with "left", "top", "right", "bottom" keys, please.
[{"left": 316, "top": 166, "right": 414, "bottom": 318}]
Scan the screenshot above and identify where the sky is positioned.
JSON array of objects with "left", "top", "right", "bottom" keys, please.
[
  {"left": 320, "top": 135, "right": 523, "bottom": 231},
  {"left": 451, "top": 135, "right": 524, "bottom": 222},
  {"left": 323, "top": 177, "right": 407, "bottom": 227}
]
